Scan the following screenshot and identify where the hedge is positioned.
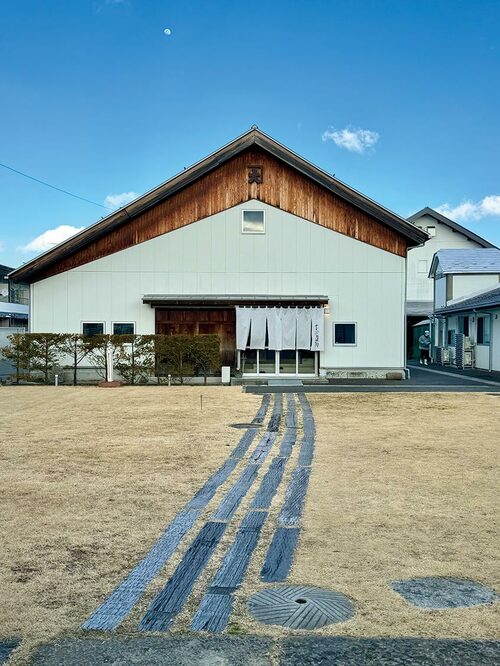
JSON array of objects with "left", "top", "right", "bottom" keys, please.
[{"left": 0, "top": 333, "right": 222, "bottom": 385}]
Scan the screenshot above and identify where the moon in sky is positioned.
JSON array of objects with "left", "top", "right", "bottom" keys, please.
[{"left": 163, "top": 28, "right": 172, "bottom": 36}]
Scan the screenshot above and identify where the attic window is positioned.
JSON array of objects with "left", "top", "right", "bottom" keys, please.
[
  {"left": 426, "top": 226, "right": 436, "bottom": 237},
  {"left": 242, "top": 210, "right": 265, "bottom": 234}
]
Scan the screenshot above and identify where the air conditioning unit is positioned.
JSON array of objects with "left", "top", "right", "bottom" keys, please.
[
  {"left": 464, "top": 350, "right": 474, "bottom": 367},
  {"left": 464, "top": 336, "right": 474, "bottom": 350}
]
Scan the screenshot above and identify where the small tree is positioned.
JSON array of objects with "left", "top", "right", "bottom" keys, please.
[
  {"left": 114, "top": 335, "right": 155, "bottom": 384},
  {"left": 191, "top": 335, "right": 221, "bottom": 384},
  {"left": 1, "top": 333, "right": 33, "bottom": 383},
  {"left": 59, "top": 334, "right": 90, "bottom": 386},
  {"left": 155, "top": 335, "right": 195, "bottom": 384},
  {"left": 30, "top": 333, "right": 66, "bottom": 383},
  {"left": 82, "top": 334, "right": 113, "bottom": 380}
]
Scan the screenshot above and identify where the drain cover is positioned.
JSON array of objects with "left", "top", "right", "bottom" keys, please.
[
  {"left": 392, "top": 577, "right": 497, "bottom": 609},
  {"left": 248, "top": 585, "right": 355, "bottom": 629},
  {"left": 230, "top": 423, "right": 261, "bottom": 429}
]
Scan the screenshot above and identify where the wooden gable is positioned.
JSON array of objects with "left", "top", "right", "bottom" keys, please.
[{"left": 33, "top": 148, "right": 408, "bottom": 281}]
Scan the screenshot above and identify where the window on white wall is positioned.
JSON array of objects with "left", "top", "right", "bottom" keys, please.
[
  {"left": 418, "top": 260, "right": 428, "bottom": 273},
  {"left": 426, "top": 226, "right": 436, "bottom": 237},
  {"left": 477, "top": 316, "right": 490, "bottom": 345},
  {"left": 82, "top": 322, "right": 104, "bottom": 336},
  {"left": 242, "top": 210, "right": 265, "bottom": 234},
  {"left": 333, "top": 322, "right": 357, "bottom": 345},
  {"left": 113, "top": 322, "right": 135, "bottom": 335}
]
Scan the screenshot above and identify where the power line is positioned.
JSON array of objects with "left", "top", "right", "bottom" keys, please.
[{"left": 0, "top": 161, "right": 112, "bottom": 210}]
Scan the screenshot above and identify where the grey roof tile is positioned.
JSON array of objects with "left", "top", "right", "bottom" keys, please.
[{"left": 431, "top": 248, "right": 500, "bottom": 275}]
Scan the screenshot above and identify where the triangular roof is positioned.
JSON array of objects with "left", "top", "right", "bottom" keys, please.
[
  {"left": 10, "top": 128, "right": 427, "bottom": 283},
  {"left": 408, "top": 206, "right": 496, "bottom": 248},
  {"left": 429, "top": 248, "right": 500, "bottom": 277}
]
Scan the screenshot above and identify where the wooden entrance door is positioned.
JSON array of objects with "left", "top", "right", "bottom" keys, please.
[{"left": 155, "top": 308, "right": 236, "bottom": 366}]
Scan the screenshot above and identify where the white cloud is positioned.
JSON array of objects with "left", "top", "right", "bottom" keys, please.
[
  {"left": 21, "top": 225, "right": 84, "bottom": 254},
  {"left": 322, "top": 126, "right": 379, "bottom": 154},
  {"left": 104, "top": 191, "right": 138, "bottom": 209},
  {"left": 436, "top": 195, "right": 500, "bottom": 222}
]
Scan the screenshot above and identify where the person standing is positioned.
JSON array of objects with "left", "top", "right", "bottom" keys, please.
[{"left": 418, "top": 330, "right": 431, "bottom": 365}]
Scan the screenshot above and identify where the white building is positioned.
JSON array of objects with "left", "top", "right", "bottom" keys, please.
[
  {"left": 429, "top": 248, "right": 500, "bottom": 372},
  {"left": 9, "top": 129, "right": 427, "bottom": 380},
  {"left": 407, "top": 207, "right": 495, "bottom": 319}
]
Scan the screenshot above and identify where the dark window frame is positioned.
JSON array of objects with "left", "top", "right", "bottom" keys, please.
[
  {"left": 477, "top": 316, "right": 490, "bottom": 345},
  {"left": 333, "top": 322, "right": 357, "bottom": 346},
  {"left": 112, "top": 322, "right": 135, "bottom": 335},
  {"left": 459, "top": 316, "right": 469, "bottom": 337},
  {"left": 82, "top": 321, "right": 105, "bottom": 337}
]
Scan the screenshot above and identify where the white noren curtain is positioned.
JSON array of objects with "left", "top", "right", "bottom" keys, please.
[
  {"left": 236, "top": 307, "right": 251, "bottom": 351},
  {"left": 310, "top": 307, "right": 325, "bottom": 351},
  {"left": 267, "top": 307, "right": 282, "bottom": 350},
  {"left": 249, "top": 307, "right": 267, "bottom": 349},
  {"left": 281, "top": 308, "right": 297, "bottom": 349},
  {"left": 296, "top": 308, "right": 312, "bottom": 349},
  {"left": 236, "top": 305, "right": 324, "bottom": 352}
]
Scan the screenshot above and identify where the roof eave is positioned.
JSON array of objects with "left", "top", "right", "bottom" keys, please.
[
  {"left": 436, "top": 301, "right": 500, "bottom": 314},
  {"left": 409, "top": 207, "right": 497, "bottom": 249},
  {"left": 10, "top": 128, "right": 427, "bottom": 283}
]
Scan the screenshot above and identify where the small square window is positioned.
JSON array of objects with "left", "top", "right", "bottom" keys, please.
[
  {"left": 82, "top": 322, "right": 104, "bottom": 337},
  {"left": 242, "top": 210, "right": 265, "bottom": 234},
  {"left": 333, "top": 322, "right": 357, "bottom": 345},
  {"left": 418, "top": 259, "right": 428, "bottom": 274},
  {"left": 113, "top": 322, "right": 135, "bottom": 335},
  {"left": 426, "top": 226, "right": 436, "bottom": 237}
]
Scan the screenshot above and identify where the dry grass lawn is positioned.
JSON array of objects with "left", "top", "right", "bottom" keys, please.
[
  {"left": 0, "top": 386, "right": 261, "bottom": 663},
  {"left": 0, "top": 387, "right": 498, "bottom": 663},
  {"left": 234, "top": 392, "right": 500, "bottom": 640}
]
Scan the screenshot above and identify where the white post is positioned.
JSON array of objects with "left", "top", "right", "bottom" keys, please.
[
  {"left": 106, "top": 347, "right": 113, "bottom": 383},
  {"left": 167, "top": 374, "right": 172, "bottom": 387},
  {"left": 54, "top": 374, "right": 59, "bottom": 387}
]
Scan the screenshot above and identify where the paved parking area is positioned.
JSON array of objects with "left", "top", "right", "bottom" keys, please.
[{"left": 245, "top": 363, "right": 500, "bottom": 394}]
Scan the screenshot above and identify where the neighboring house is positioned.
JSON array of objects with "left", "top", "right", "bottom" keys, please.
[
  {"left": 406, "top": 207, "right": 496, "bottom": 358},
  {"left": 0, "top": 264, "right": 29, "bottom": 379},
  {"left": 0, "top": 264, "right": 29, "bottom": 328},
  {"left": 8, "top": 128, "right": 427, "bottom": 380},
  {"left": 429, "top": 248, "right": 500, "bottom": 372}
]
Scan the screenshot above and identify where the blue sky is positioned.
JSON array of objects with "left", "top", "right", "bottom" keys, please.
[{"left": 1, "top": 0, "right": 499, "bottom": 267}]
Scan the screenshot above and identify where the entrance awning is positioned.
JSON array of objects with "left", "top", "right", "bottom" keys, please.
[{"left": 142, "top": 294, "right": 329, "bottom": 307}]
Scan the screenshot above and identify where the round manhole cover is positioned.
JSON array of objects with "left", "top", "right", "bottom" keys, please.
[
  {"left": 248, "top": 585, "right": 355, "bottom": 629},
  {"left": 391, "top": 577, "right": 497, "bottom": 609}
]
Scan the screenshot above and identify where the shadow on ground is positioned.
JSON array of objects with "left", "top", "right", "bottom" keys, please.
[{"left": 27, "top": 635, "right": 500, "bottom": 665}]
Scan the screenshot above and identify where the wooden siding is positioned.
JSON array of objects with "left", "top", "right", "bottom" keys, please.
[
  {"left": 156, "top": 308, "right": 236, "bottom": 366},
  {"left": 37, "top": 148, "right": 407, "bottom": 280}
]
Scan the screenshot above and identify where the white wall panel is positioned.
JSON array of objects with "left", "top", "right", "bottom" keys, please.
[
  {"left": 408, "top": 213, "right": 485, "bottom": 303},
  {"left": 452, "top": 274, "right": 500, "bottom": 302},
  {"left": 31, "top": 200, "right": 406, "bottom": 368}
]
